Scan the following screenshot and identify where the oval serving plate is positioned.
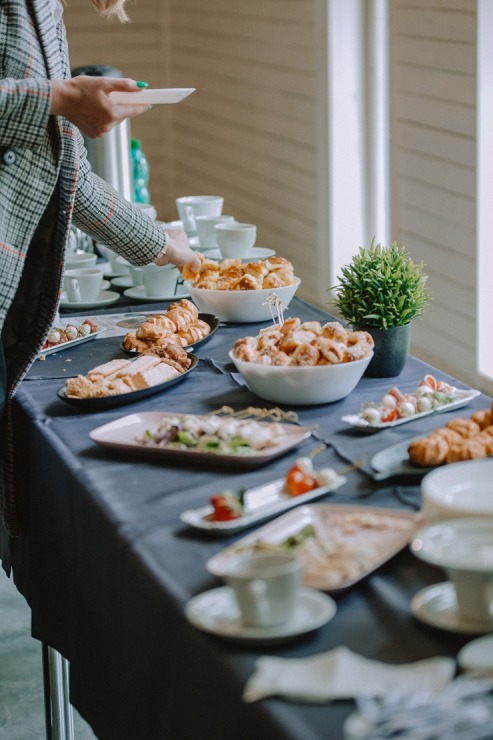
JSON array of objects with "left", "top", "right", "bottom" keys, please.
[
  {"left": 120, "top": 313, "right": 220, "bottom": 356},
  {"left": 57, "top": 354, "right": 198, "bottom": 411}
]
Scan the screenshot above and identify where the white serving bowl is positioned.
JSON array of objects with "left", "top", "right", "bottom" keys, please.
[
  {"left": 228, "top": 349, "right": 372, "bottom": 405},
  {"left": 184, "top": 278, "right": 300, "bottom": 323},
  {"left": 421, "top": 459, "right": 493, "bottom": 523}
]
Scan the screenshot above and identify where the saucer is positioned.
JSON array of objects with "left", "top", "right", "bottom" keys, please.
[
  {"left": 111, "top": 276, "right": 134, "bottom": 289},
  {"left": 185, "top": 586, "right": 336, "bottom": 644},
  {"left": 458, "top": 633, "right": 493, "bottom": 675},
  {"left": 411, "top": 582, "right": 493, "bottom": 635},
  {"left": 123, "top": 285, "right": 191, "bottom": 303},
  {"left": 203, "top": 247, "right": 276, "bottom": 263},
  {"left": 59, "top": 290, "right": 120, "bottom": 310},
  {"left": 101, "top": 279, "right": 111, "bottom": 290}
]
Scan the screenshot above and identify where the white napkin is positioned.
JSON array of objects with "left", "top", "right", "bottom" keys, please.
[{"left": 243, "top": 646, "right": 455, "bottom": 703}]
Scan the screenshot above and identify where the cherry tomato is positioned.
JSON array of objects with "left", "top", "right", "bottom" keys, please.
[
  {"left": 210, "top": 494, "right": 242, "bottom": 521},
  {"left": 285, "top": 469, "right": 317, "bottom": 496},
  {"left": 381, "top": 408, "right": 397, "bottom": 423}
]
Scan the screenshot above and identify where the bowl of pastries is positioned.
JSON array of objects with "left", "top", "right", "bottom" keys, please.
[
  {"left": 229, "top": 318, "right": 374, "bottom": 405},
  {"left": 421, "top": 458, "right": 493, "bottom": 523},
  {"left": 182, "top": 254, "right": 300, "bottom": 322}
]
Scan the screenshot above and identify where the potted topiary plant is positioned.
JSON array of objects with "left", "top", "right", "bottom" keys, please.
[{"left": 330, "top": 239, "right": 432, "bottom": 377}]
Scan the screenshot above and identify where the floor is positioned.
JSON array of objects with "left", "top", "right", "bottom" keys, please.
[{"left": 0, "top": 566, "right": 97, "bottom": 739}]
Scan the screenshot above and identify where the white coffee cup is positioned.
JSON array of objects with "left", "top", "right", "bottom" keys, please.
[
  {"left": 224, "top": 552, "right": 302, "bottom": 627},
  {"left": 64, "top": 268, "right": 103, "bottom": 303},
  {"left": 65, "top": 252, "right": 98, "bottom": 270},
  {"left": 195, "top": 215, "right": 236, "bottom": 246},
  {"left": 215, "top": 222, "right": 257, "bottom": 258},
  {"left": 450, "top": 568, "right": 493, "bottom": 626},
  {"left": 127, "top": 263, "right": 143, "bottom": 286},
  {"left": 141, "top": 264, "right": 180, "bottom": 297},
  {"left": 175, "top": 195, "right": 224, "bottom": 234}
]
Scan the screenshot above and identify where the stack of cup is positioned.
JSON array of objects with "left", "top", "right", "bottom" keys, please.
[{"left": 175, "top": 195, "right": 224, "bottom": 236}]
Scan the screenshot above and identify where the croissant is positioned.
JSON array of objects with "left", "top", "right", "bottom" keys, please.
[
  {"left": 445, "top": 418, "right": 480, "bottom": 438},
  {"left": 446, "top": 437, "right": 488, "bottom": 463},
  {"left": 470, "top": 409, "right": 493, "bottom": 430},
  {"left": 262, "top": 272, "right": 284, "bottom": 289},
  {"left": 408, "top": 435, "right": 449, "bottom": 467}
]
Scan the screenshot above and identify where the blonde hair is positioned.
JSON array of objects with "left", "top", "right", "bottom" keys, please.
[{"left": 91, "top": 0, "right": 129, "bottom": 23}]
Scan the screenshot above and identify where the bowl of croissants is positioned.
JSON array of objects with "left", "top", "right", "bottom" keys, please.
[
  {"left": 182, "top": 254, "right": 300, "bottom": 322},
  {"left": 229, "top": 318, "right": 374, "bottom": 405}
]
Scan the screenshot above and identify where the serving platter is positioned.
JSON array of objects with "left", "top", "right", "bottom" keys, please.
[
  {"left": 342, "top": 388, "right": 481, "bottom": 431},
  {"left": 89, "top": 412, "right": 312, "bottom": 467},
  {"left": 39, "top": 327, "right": 105, "bottom": 357},
  {"left": 58, "top": 355, "right": 198, "bottom": 411},
  {"left": 206, "top": 503, "right": 421, "bottom": 592},
  {"left": 120, "top": 313, "right": 220, "bottom": 355},
  {"left": 180, "top": 473, "right": 347, "bottom": 535}
]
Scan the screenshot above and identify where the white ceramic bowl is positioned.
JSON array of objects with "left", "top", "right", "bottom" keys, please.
[
  {"left": 228, "top": 349, "right": 372, "bottom": 405},
  {"left": 411, "top": 518, "right": 493, "bottom": 572},
  {"left": 421, "top": 459, "right": 493, "bottom": 523},
  {"left": 184, "top": 279, "right": 300, "bottom": 323}
]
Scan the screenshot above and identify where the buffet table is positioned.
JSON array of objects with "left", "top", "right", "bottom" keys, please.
[{"left": 8, "top": 297, "right": 489, "bottom": 740}]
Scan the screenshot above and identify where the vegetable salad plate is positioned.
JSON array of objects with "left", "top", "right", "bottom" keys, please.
[
  {"left": 180, "top": 472, "right": 347, "bottom": 535},
  {"left": 206, "top": 503, "right": 421, "bottom": 592},
  {"left": 89, "top": 412, "right": 312, "bottom": 467}
]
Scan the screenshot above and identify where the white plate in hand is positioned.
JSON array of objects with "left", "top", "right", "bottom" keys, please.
[
  {"left": 109, "top": 88, "right": 195, "bottom": 105},
  {"left": 180, "top": 473, "right": 347, "bottom": 535}
]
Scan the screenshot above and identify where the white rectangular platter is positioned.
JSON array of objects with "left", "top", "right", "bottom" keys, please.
[
  {"left": 342, "top": 388, "right": 480, "bottom": 431},
  {"left": 206, "top": 503, "right": 422, "bottom": 592},
  {"left": 38, "top": 326, "right": 105, "bottom": 357},
  {"left": 89, "top": 412, "right": 312, "bottom": 469},
  {"left": 109, "top": 88, "right": 195, "bottom": 105},
  {"left": 180, "top": 473, "right": 347, "bottom": 535}
]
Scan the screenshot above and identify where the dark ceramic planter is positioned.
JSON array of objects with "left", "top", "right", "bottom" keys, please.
[{"left": 358, "top": 323, "right": 412, "bottom": 378}]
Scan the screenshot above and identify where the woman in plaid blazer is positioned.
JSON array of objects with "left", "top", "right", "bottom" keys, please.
[{"left": 0, "top": 0, "right": 199, "bottom": 554}]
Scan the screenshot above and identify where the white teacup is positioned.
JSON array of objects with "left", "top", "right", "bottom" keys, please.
[
  {"left": 195, "top": 215, "right": 236, "bottom": 246},
  {"left": 175, "top": 196, "right": 224, "bottom": 234},
  {"left": 65, "top": 252, "right": 97, "bottom": 270},
  {"left": 141, "top": 264, "right": 180, "bottom": 297},
  {"left": 127, "top": 263, "right": 143, "bottom": 286},
  {"left": 215, "top": 222, "right": 257, "bottom": 258},
  {"left": 64, "top": 268, "right": 103, "bottom": 303},
  {"left": 224, "top": 552, "right": 302, "bottom": 627},
  {"left": 450, "top": 568, "right": 493, "bottom": 626}
]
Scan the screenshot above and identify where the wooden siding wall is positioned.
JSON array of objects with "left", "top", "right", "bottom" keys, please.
[
  {"left": 389, "top": 0, "right": 484, "bottom": 389},
  {"left": 65, "top": 0, "right": 331, "bottom": 304}
]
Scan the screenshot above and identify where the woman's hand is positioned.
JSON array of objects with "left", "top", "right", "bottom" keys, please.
[
  {"left": 50, "top": 76, "right": 150, "bottom": 138},
  {"left": 154, "top": 229, "right": 201, "bottom": 271}
]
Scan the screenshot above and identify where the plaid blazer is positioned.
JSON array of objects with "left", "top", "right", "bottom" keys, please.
[{"left": 0, "top": 0, "right": 167, "bottom": 541}]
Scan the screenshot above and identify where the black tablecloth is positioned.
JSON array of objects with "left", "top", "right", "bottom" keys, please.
[{"left": 8, "top": 297, "right": 490, "bottom": 740}]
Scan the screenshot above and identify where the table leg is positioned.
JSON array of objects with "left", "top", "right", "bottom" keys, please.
[{"left": 42, "top": 643, "right": 75, "bottom": 740}]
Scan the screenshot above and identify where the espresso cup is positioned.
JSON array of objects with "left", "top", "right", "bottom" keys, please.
[
  {"left": 63, "top": 268, "right": 103, "bottom": 303},
  {"left": 175, "top": 196, "right": 224, "bottom": 234},
  {"left": 195, "top": 215, "right": 236, "bottom": 246},
  {"left": 141, "top": 264, "right": 180, "bottom": 297},
  {"left": 224, "top": 552, "right": 302, "bottom": 627},
  {"left": 65, "top": 252, "right": 98, "bottom": 270},
  {"left": 215, "top": 222, "right": 257, "bottom": 258}
]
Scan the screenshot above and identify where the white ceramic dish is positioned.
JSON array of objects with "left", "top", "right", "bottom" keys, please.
[
  {"left": 185, "top": 586, "right": 336, "bottom": 644},
  {"left": 421, "top": 459, "right": 493, "bottom": 523},
  {"left": 206, "top": 503, "right": 420, "bottom": 592},
  {"left": 229, "top": 350, "right": 372, "bottom": 406},
  {"left": 410, "top": 582, "right": 491, "bottom": 635},
  {"left": 184, "top": 278, "right": 300, "bottom": 323},
  {"left": 202, "top": 247, "right": 276, "bottom": 262},
  {"left": 180, "top": 473, "right": 347, "bottom": 535},
  {"left": 59, "top": 290, "right": 120, "bottom": 310},
  {"left": 39, "top": 327, "right": 105, "bottom": 357},
  {"left": 111, "top": 276, "right": 133, "bottom": 289},
  {"left": 109, "top": 88, "right": 195, "bottom": 105},
  {"left": 89, "top": 412, "right": 312, "bottom": 468},
  {"left": 123, "top": 285, "right": 191, "bottom": 303},
  {"left": 342, "top": 389, "right": 481, "bottom": 431},
  {"left": 410, "top": 518, "right": 493, "bottom": 572}
]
